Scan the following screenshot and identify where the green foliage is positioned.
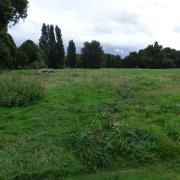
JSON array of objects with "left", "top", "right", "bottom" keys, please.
[
  {"left": 0, "top": 31, "right": 16, "bottom": 69},
  {"left": 17, "top": 40, "right": 48, "bottom": 69},
  {"left": 55, "top": 25, "right": 65, "bottom": 68},
  {"left": 0, "top": 77, "right": 43, "bottom": 107},
  {"left": 67, "top": 40, "right": 76, "bottom": 68},
  {"left": 39, "top": 24, "right": 65, "bottom": 69},
  {"left": 16, "top": 48, "right": 29, "bottom": 68},
  {"left": 19, "top": 40, "right": 39, "bottom": 64},
  {"left": 124, "top": 42, "right": 177, "bottom": 68},
  {"left": 81, "top": 40, "right": 104, "bottom": 68},
  {"left": 39, "top": 23, "right": 49, "bottom": 55},
  {"left": 104, "top": 54, "right": 122, "bottom": 68},
  {"left": 0, "top": 0, "right": 28, "bottom": 30}
]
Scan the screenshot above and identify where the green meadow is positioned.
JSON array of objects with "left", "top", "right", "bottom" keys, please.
[{"left": 0, "top": 69, "right": 179, "bottom": 179}]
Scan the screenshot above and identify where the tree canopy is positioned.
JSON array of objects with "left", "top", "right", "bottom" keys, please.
[
  {"left": 0, "top": 0, "right": 29, "bottom": 30},
  {"left": 81, "top": 41, "right": 104, "bottom": 68}
]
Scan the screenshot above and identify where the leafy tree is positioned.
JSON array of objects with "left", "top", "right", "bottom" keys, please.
[
  {"left": 124, "top": 52, "right": 138, "bottom": 68},
  {"left": 0, "top": 31, "right": 16, "bottom": 69},
  {"left": 19, "top": 40, "right": 38, "bottom": 64},
  {"left": 0, "top": 0, "right": 28, "bottom": 30},
  {"left": 55, "top": 25, "right": 65, "bottom": 68},
  {"left": 16, "top": 48, "right": 29, "bottom": 68},
  {"left": 18, "top": 40, "right": 47, "bottom": 69},
  {"left": 81, "top": 40, "right": 104, "bottom": 68},
  {"left": 67, "top": 40, "right": 76, "bottom": 68}
]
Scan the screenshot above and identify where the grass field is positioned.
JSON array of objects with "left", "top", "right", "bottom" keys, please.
[{"left": 0, "top": 69, "right": 180, "bottom": 179}]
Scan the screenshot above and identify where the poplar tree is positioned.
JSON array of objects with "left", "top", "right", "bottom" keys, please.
[
  {"left": 48, "top": 25, "right": 56, "bottom": 68},
  {"left": 67, "top": 40, "right": 76, "bottom": 68},
  {"left": 39, "top": 24, "right": 49, "bottom": 55},
  {"left": 55, "top": 26, "right": 65, "bottom": 68}
]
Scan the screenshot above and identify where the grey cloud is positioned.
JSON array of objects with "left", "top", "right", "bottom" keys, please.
[{"left": 8, "top": 0, "right": 180, "bottom": 54}]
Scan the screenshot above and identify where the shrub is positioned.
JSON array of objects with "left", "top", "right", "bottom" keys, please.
[{"left": 0, "top": 77, "right": 44, "bottom": 107}]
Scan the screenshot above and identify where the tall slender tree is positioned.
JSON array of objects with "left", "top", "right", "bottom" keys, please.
[
  {"left": 48, "top": 25, "right": 56, "bottom": 68},
  {"left": 39, "top": 24, "right": 49, "bottom": 55},
  {"left": 67, "top": 40, "right": 76, "bottom": 68},
  {"left": 55, "top": 25, "right": 65, "bottom": 68}
]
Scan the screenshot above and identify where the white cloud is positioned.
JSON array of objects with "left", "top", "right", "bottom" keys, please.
[{"left": 8, "top": 0, "right": 180, "bottom": 56}]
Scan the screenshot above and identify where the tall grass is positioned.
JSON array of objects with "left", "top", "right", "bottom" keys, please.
[{"left": 0, "top": 76, "right": 44, "bottom": 107}]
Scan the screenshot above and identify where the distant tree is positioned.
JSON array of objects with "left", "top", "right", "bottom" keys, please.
[
  {"left": 0, "top": 31, "right": 16, "bottom": 69},
  {"left": 124, "top": 42, "right": 171, "bottom": 68},
  {"left": 18, "top": 40, "right": 47, "bottom": 69},
  {"left": 0, "top": 0, "right": 28, "bottom": 30},
  {"left": 113, "top": 55, "right": 122, "bottom": 68},
  {"left": 81, "top": 40, "right": 104, "bottom": 68},
  {"left": 67, "top": 40, "right": 76, "bottom": 68},
  {"left": 39, "top": 24, "right": 65, "bottom": 68},
  {"left": 105, "top": 54, "right": 112, "bottom": 68},
  {"left": 175, "top": 51, "right": 180, "bottom": 67},
  {"left": 19, "top": 40, "right": 38, "bottom": 64},
  {"left": 55, "top": 25, "right": 65, "bottom": 68},
  {"left": 48, "top": 25, "right": 56, "bottom": 68},
  {"left": 16, "top": 48, "right": 29, "bottom": 68},
  {"left": 39, "top": 23, "right": 49, "bottom": 56},
  {"left": 76, "top": 54, "right": 83, "bottom": 68},
  {"left": 124, "top": 52, "right": 138, "bottom": 68}
]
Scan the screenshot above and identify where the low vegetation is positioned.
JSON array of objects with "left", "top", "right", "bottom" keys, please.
[
  {"left": 0, "top": 69, "right": 179, "bottom": 179},
  {"left": 0, "top": 76, "right": 43, "bottom": 107}
]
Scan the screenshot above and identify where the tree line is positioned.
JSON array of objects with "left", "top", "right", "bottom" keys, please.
[{"left": 0, "top": 0, "right": 180, "bottom": 70}]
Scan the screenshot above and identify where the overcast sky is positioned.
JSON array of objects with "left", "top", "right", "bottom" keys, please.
[{"left": 8, "top": 0, "right": 180, "bottom": 57}]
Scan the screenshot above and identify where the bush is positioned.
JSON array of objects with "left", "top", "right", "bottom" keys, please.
[{"left": 0, "top": 77, "right": 44, "bottom": 107}]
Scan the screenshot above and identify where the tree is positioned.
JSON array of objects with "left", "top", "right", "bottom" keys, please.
[
  {"left": 124, "top": 52, "right": 138, "bottom": 68},
  {"left": 175, "top": 51, "right": 180, "bottom": 67},
  {"left": 39, "top": 23, "right": 49, "bottom": 56},
  {"left": 48, "top": 25, "right": 56, "bottom": 68},
  {"left": 55, "top": 26, "right": 65, "bottom": 68},
  {"left": 67, "top": 40, "right": 76, "bottom": 68},
  {"left": 0, "top": 31, "right": 16, "bottom": 69},
  {"left": 18, "top": 40, "right": 48, "bottom": 69},
  {"left": 0, "top": 0, "right": 28, "bottom": 30},
  {"left": 39, "top": 24, "right": 65, "bottom": 69},
  {"left": 81, "top": 40, "right": 104, "bottom": 68},
  {"left": 16, "top": 48, "right": 29, "bottom": 68},
  {"left": 19, "top": 40, "right": 38, "bottom": 64}
]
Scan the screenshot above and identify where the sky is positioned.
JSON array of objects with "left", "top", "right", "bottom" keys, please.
[{"left": 8, "top": 0, "right": 180, "bottom": 57}]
